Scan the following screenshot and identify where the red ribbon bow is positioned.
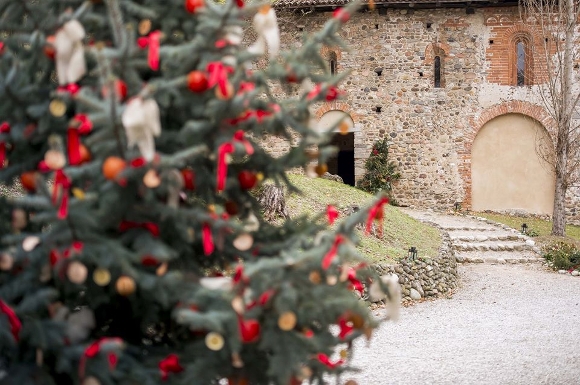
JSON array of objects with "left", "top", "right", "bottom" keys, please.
[
  {"left": 347, "top": 268, "right": 364, "bottom": 293},
  {"left": 0, "top": 122, "right": 10, "bottom": 168},
  {"left": 57, "top": 83, "right": 81, "bottom": 95},
  {"left": 238, "top": 315, "right": 261, "bottom": 343},
  {"left": 159, "top": 354, "right": 184, "bottom": 381},
  {"left": 307, "top": 84, "right": 343, "bottom": 102},
  {"left": 137, "top": 30, "right": 161, "bottom": 71},
  {"left": 326, "top": 205, "right": 339, "bottom": 225},
  {"left": 366, "top": 197, "right": 389, "bottom": 237},
  {"left": 333, "top": 7, "right": 350, "bottom": 23},
  {"left": 338, "top": 317, "right": 354, "bottom": 340},
  {"left": 206, "top": 62, "right": 234, "bottom": 97},
  {"left": 68, "top": 114, "right": 92, "bottom": 165},
  {"left": 79, "top": 337, "right": 123, "bottom": 379},
  {"left": 0, "top": 300, "right": 21, "bottom": 342},
  {"left": 237, "top": 81, "right": 255, "bottom": 94},
  {"left": 202, "top": 222, "right": 214, "bottom": 256},
  {"left": 52, "top": 170, "right": 71, "bottom": 219},
  {"left": 119, "top": 220, "right": 160, "bottom": 237},
  {"left": 317, "top": 353, "right": 344, "bottom": 369},
  {"left": 233, "top": 130, "right": 254, "bottom": 155},
  {"left": 321, "top": 235, "right": 344, "bottom": 270}
]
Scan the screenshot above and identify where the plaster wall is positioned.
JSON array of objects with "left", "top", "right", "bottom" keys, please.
[{"left": 471, "top": 113, "right": 555, "bottom": 214}]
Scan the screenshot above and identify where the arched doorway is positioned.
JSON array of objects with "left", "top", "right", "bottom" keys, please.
[
  {"left": 318, "top": 111, "right": 355, "bottom": 186},
  {"left": 471, "top": 113, "right": 555, "bottom": 214}
]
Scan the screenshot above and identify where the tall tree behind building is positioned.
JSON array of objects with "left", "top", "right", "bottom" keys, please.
[{"left": 520, "top": 0, "right": 580, "bottom": 236}]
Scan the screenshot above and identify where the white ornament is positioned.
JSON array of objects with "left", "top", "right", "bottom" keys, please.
[
  {"left": 248, "top": 6, "right": 280, "bottom": 59},
  {"left": 199, "top": 277, "right": 233, "bottom": 291},
  {"left": 54, "top": 19, "right": 87, "bottom": 85},
  {"left": 122, "top": 98, "right": 161, "bottom": 162}
]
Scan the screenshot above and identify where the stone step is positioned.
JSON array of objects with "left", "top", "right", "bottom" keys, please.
[
  {"left": 449, "top": 234, "right": 530, "bottom": 243},
  {"left": 439, "top": 226, "right": 500, "bottom": 232},
  {"left": 451, "top": 241, "right": 535, "bottom": 252},
  {"left": 455, "top": 251, "right": 543, "bottom": 264}
]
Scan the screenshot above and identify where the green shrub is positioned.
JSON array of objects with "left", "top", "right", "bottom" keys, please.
[
  {"left": 357, "top": 138, "right": 401, "bottom": 197},
  {"left": 543, "top": 242, "right": 580, "bottom": 270}
]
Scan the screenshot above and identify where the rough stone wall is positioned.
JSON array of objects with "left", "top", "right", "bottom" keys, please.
[
  {"left": 372, "top": 229, "right": 458, "bottom": 303},
  {"left": 269, "top": 5, "right": 580, "bottom": 223}
]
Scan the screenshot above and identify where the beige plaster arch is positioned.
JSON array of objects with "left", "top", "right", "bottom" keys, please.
[
  {"left": 459, "top": 101, "right": 556, "bottom": 209},
  {"left": 471, "top": 113, "right": 555, "bottom": 214}
]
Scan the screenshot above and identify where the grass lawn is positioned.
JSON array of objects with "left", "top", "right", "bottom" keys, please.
[
  {"left": 474, "top": 212, "right": 580, "bottom": 249},
  {"left": 284, "top": 174, "right": 442, "bottom": 264}
]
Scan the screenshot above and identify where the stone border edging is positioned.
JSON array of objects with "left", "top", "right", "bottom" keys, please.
[{"left": 371, "top": 222, "right": 459, "bottom": 303}]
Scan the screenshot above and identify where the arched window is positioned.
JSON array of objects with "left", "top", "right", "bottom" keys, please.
[
  {"left": 516, "top": 41, "right": 526, "bottom": 86},
  {"left": 511, "top": 35, "right": 533, "bottom": 86},
  {"left": 330, "top": 59, "right": 337, "bottom": 75},
  {"left": 434, "top": 56, "right": 442, "bottom": 88}
]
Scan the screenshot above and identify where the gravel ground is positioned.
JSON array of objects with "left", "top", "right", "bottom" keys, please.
[{"left": 347, "top": 263, "right": 580, "bottom": 385}]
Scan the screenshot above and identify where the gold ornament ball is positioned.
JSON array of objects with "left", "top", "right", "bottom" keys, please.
[
  {"left": 278, "top": 311, "right": 297, "bottom": 331},
  {"left": 205, "top": 332, "right": 225, "bottom": 351},
  {"left": 116, "top": 276, "right": 136, "bottom": 296},
  {"left": 156, "top": 262, "right": 168, "bottom": 276},
  {"left": 138, "top": 19, "right": 152, "bottom": 35},
  {"left": 49, "top": 99, "right": 67, "bottom": 117},
  {"left": 67, "top": 261, "right": 88, "bottom": 284},
  {"left": 215, "top": 82, "right": 234, "bottom": 100},
  {"left": 93, "top": 268, "right": 111, "bottom": 286}
]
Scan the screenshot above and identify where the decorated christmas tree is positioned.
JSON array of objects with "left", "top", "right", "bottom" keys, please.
[
  {"left": 356, "top": 138, "right": 400, "bottom": 197},
  {"left": 0, "top": 1, "right": 399, "bottom": 384}
]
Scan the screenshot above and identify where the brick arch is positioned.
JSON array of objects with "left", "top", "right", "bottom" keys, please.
[
  {"left": 501, "top": 23, "right": 544, "bottom": 45},
  {"left": 459, "top": 101, "right": 556, "bottom": 209},
  {"left": 320, "top": 46, "right": 342, "bottom": 61},
  {"left": 424, "top": 42, "right": 450, "bottom": 65},
  {"left": 315, "top": 102, "right": 359, "bottom": 123}
]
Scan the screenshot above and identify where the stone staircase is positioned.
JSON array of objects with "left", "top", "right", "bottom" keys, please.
[{"left": 400, "top": 208, "right": 544, "bottom": 264}]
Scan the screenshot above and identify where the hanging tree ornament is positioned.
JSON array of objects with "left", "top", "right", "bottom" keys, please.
[
  {"left": 248, "top": 5, "right": 280, "bottom": 59},
  {"left": 137, "top": 31, "right": 161, "bottom": 71},
  {"left": 0, "top": 122, "right": 10, "bottom": 168},
  {"left": 54, "top": 19, "right": 87, "bottom": 85},
  {"left": 122, "top": 97, "right": 161, "bottom": 162},
  {"left": 68, "top": 114, "right": 92, "bottom": 166}
]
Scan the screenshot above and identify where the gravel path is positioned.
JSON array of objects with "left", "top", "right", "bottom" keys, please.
[{"left": 348, "top": 263, "right": 580, "bottom": 385}]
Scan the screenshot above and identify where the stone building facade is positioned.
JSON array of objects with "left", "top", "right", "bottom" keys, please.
[{"left": 268, "top": 0, "right": 580, "bottom": 222}]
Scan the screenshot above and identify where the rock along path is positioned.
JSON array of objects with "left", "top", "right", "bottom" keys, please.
[{"left": 345, "top": 211, "right": 580, "bottom": 385}]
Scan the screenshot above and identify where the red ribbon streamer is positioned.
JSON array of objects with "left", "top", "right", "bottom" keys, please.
[
  {"left": 326, "top": 205, "right": 339, "bottom": 225},
  {"left": 0, "top": 122, "right": 10, "bottom": 168},
  {"left": 216, "top": 142, "right": 234, "bottom": 192},
  {"left": 202, "top": 223, "right": 214, "bottom": 256},
  {"left": 67, "top": 114, "right": 92, "bottom": 165},
  {"left": 247, "top": 289, "right": 276, "bottom": 310},
  {"left": 321, "top": 235, "right": 344, "bottom": 270},
  {"left": 78, "top": 337, "right": 123, "bottom": 379},
  {"left": 206, "top": 62, "right": 234, "bottom": 96},
  {"left": 0, "top": 300, "right": 21, "bottom": 342},
  {"left": 119, "top": 221, "right": 160, "bottom": 237},
  {"left": 317, "top": 353, "right": 344, "bottom": 369},
  {"left": 366, "top": 197, "right": 389, "bottom": 237},
  {"left": 159, "top": 354, "right": 184, "bottom": 381},
  {"left": 137, "top": 30, "right": 161, "bottom": 71},
  {"left": 52, "top": 170, "right": 71, "bottom": 219}
]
